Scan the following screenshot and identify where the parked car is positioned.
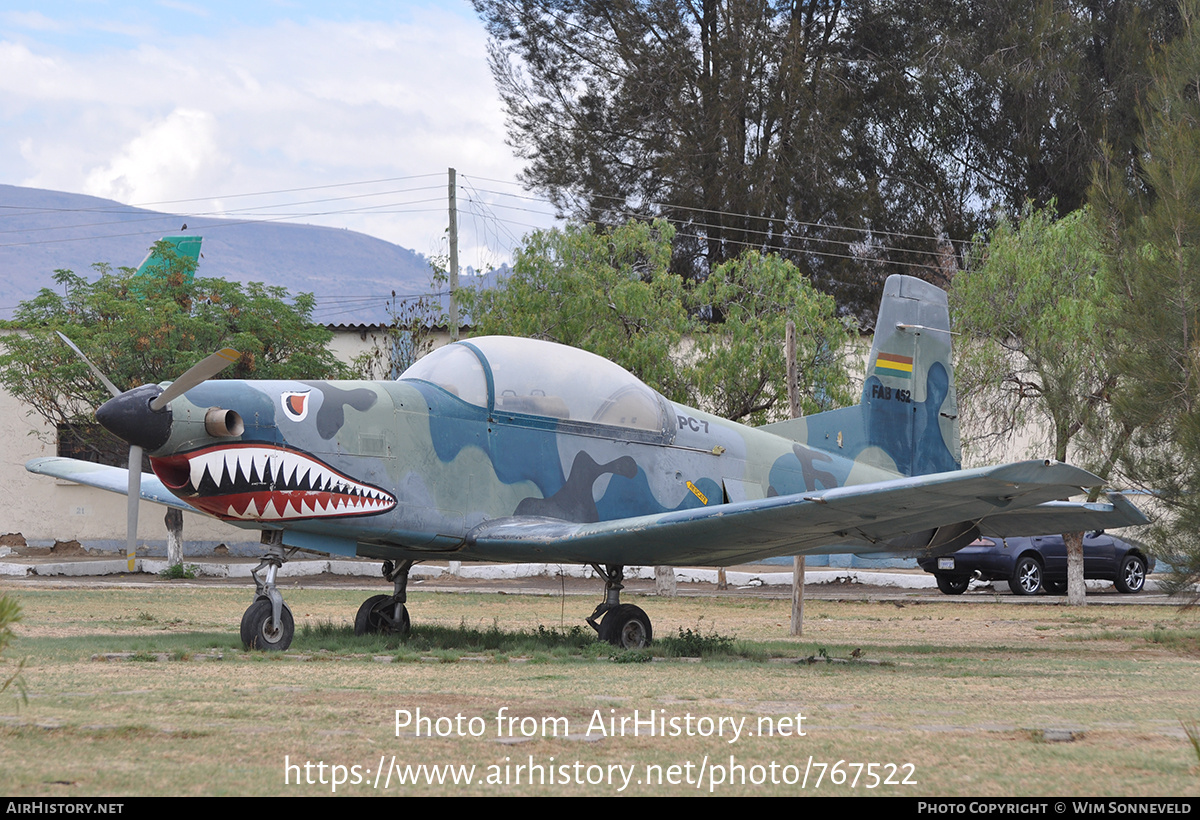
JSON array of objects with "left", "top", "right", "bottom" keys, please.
[{"left": 917, "top": 532, "right": 1153, "bottom": 595}]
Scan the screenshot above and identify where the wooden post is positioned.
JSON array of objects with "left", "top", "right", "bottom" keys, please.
[
  {"left": 787, "top": 320, "right": 805, "bottom": 636},
  {"left": 654, "top": 565, "right": 677, "bottom": 596}
]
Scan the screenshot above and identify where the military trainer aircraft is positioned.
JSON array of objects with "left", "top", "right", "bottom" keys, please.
[{"left": 27, "top": 275, "right": 1147, "bottom": 651}]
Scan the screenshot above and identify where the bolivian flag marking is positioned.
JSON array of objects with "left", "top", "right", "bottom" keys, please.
[{"left": 874, "top": 352, "right": 913, "bottom": 379}]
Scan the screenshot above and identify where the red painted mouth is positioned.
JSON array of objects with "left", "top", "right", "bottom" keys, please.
[{"left": 151, "top": 443, "right": 396, "bottom": 522}]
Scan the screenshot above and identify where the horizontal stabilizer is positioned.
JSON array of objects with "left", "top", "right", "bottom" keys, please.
[
  {"left": 25, "top": 457, "right": 196, "bottom": 512},
  {"left": 979, "top": 493, "right": 1148, "bottom": 536}
]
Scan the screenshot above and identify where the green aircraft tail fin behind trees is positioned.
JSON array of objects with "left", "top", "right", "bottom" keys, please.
[{"left": 134, "top": 235, "right": 202, "bottom": 282}]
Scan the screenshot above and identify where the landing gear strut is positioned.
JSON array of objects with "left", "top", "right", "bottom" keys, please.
[
  {"left": 586, "top": 564, "right": 653, "bottom": 649},
  {"left": 355, "top": 559, "right": 415, "bottom": 637},
  {"left": 240, "top": 532, "right": 295, "bottom": 651}
]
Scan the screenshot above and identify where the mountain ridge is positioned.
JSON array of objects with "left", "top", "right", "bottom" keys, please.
[{"left": 0, "top": 184, "right": 443, "bottom": 324}]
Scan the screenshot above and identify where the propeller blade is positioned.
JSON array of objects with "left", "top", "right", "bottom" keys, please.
[
  {"left": 56, "top": 331, "right": 122, "bottom": 399},
  {"left": 150, "top": 348, "right": 240, "bottom": 411},
  {"left": 126, "top": 444, "right": 143, "bottom": 572}
]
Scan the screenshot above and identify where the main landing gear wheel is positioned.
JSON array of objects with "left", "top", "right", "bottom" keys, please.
[
  {"left": 598, "top": 604, "right": 652, "bottom": 649},
  {"left": 241, "top": 598, "right": 294, "bottom": 651},
  {"left": 355, "top": 594, "right": 411, "bottom": 637},
  {"left": 354, "top": 558, "right": 416, "bottom": 638},
  {"left": 586, "top": 564, "right": 654, "bottom": 649}
]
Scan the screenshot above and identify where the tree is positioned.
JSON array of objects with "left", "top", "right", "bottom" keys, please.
[
  {"left": 0, "top": 243, "right": 346, "bottom": 564},
  {"left": 460, "top": 219, "right": 693, "bottom": 402},
  {"left": 690, "top": 251, "right": 853, "bottom": 425},
  {"left": 474, "top": 0, "right": 1178, "bottom": 321},
  {"left": 475, "top": 0, "right": 904, "bottom": 318},
  {"left": 460, "top": 218, "right": 853, "bottom": 425},
  {"left": 350, "top": 289, "right": 440, "bottom": 380},
  {"left": 1094, "top": 0, "right": 1200, "bottom": 600},
  {"left": 950, "top": 204, "right": 1131, "bottom": 604},
  {"left": 1, "top": 243, "right": 346, "bottom": 466}
]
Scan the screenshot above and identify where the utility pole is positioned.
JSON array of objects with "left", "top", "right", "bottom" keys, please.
[
  {"left": 448, "top": 167, "right": 459, "bottom": 342},
  {"left": 447, "top": 168, "right": 460, "bottom": 578}
]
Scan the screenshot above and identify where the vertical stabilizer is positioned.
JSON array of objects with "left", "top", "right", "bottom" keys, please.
[
  {"left": 763, "top": 274, "right": 961, "bottom": 477},
  {"left": 861, "top": 274, "right": 960, "bottom": 475},
  {"left": 134, "top": 235, "right": 202, "bottom": 281}
]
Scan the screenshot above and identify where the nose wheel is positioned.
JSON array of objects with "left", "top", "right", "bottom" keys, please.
[
  {"left": 241, "top": 538, "right": 295, "bottom": 651},
  {"left": 241, "top": 597, "right": 294, "bottom": 651}
]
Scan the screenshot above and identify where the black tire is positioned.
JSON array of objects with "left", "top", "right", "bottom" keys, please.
[
  {"left": 240, "top": 598, "right": 294, "bottom": 651},
  {"left": 1044, "top": 580, "right": 1067, "bottom": 594},
  {"left": 935, "top": 574, "right": 971, "bottom": 595},
  {"left": 1008, "top": 556, "right": 1043, "bottom": 596},
  {"left": 598, "top": 604, "right": 652, "bottom": 649},
  {"left": 354, "top": 594, "right": 411, "bottom": 637},
  {"left": 1114, "top": 554, "right": 1147, "bottom": 594}
]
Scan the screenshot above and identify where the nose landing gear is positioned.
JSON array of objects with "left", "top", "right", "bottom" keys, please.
[{"left": 241, "top": 534, "right": 295, "bottom": 651}]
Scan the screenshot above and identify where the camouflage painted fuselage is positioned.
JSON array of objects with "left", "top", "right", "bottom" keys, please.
[
  {"left": 30, "top": 275, "right": 1147, "bottom": 568},
  {"left": 142, "top": 276, "right": 966, "bottom": 565}
]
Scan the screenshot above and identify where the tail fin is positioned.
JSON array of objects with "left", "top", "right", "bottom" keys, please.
[
  {"left": 765, "top": 274, "right": 961, "bottom": 477},
  {"left": 861, "top": 274, "right": 960, "bottom": 475},
  {"left": 134, "top": 235, "right": 202, "bottom": 280}
]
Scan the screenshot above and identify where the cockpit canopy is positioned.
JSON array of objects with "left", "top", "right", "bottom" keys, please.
[{"left": 399, "top": 336, "right": 671, "bottom": 435}]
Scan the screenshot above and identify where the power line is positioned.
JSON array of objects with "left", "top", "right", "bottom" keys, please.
[
  {"left": 0, "top": 173, "right": 446, "bottom": 219},
  {"left": 0, "top": 186, "right": 447, "bottom": 237}
]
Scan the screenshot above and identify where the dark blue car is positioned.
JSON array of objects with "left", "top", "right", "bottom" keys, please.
[{"left": 917, "top": 532, "right": 1153, "bottom": 595}]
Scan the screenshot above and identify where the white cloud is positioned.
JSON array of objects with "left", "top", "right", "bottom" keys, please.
[
  {"left": 83, "top": 108, "right": 228, "bottom": 204},
  {"left": 0, "top": 2, "right": 552, "bottom": 261}
]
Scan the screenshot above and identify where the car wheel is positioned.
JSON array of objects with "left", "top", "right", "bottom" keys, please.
[
  {"left": 1008, "top": 556, "right": 1043, "bottom": 595},
  {"left": 1114, "top": 554, "right": 1147, "bottom": 594},
  {"left": 1044, "top": 580, "right": 1067, "bottom": 594},
  {"left": 935, "top": 574, "right": 971, "bottom": 595}
]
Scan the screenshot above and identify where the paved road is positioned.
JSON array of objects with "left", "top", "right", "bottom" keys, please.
[{"left": 0, "top": 551, "right": 1179, "bottom": 605}]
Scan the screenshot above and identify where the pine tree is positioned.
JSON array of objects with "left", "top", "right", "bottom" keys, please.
[{"left": 1097, "top": 0, "right": 1200, "bottom": 598}]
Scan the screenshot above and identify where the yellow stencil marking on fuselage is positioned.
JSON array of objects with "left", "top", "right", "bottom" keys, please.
[{"left": 686, "top": 480, "right": 708, "bottom": 505}]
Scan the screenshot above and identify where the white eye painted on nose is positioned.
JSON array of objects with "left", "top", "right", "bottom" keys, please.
[{"left": 281, "top": 390, "right": 311, "bottom": 422}]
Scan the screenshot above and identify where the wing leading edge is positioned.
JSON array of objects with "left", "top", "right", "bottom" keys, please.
[
  {"left": 26, "top": 457, "right": 197, "bottom": 513},
  {"left": 465, "top": 460, "right": 1149, "bottom": 566}
]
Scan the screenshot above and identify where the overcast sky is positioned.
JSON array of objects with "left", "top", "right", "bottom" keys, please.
[{"left": 0, "top": 0, "right": 558, "bottom": 270}]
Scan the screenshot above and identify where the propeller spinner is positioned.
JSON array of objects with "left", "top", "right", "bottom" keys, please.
[{"left": 57, "top": 334, "right": 241, "bottom": 570}]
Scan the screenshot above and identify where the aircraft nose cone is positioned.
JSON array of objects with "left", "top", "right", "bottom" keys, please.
[{"left": 96, "top": 384, "right": 173, "bottom": 452}]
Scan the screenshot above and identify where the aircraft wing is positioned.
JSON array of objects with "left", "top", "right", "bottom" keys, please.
[
  {"left": 465, "top": 460, "right": 1149, "bottom": 566},
  {"left": 25, "top": 457, "right": 198, "bottom": 513}
]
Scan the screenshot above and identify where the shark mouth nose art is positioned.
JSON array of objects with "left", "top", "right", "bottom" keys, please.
[{"left": 151, "top": 444, "right": 397, "bottom": 521}]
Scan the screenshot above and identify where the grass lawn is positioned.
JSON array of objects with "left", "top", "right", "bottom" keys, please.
[{"left": 0, "top": 583, "right": 1196, "bottom": 796}]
